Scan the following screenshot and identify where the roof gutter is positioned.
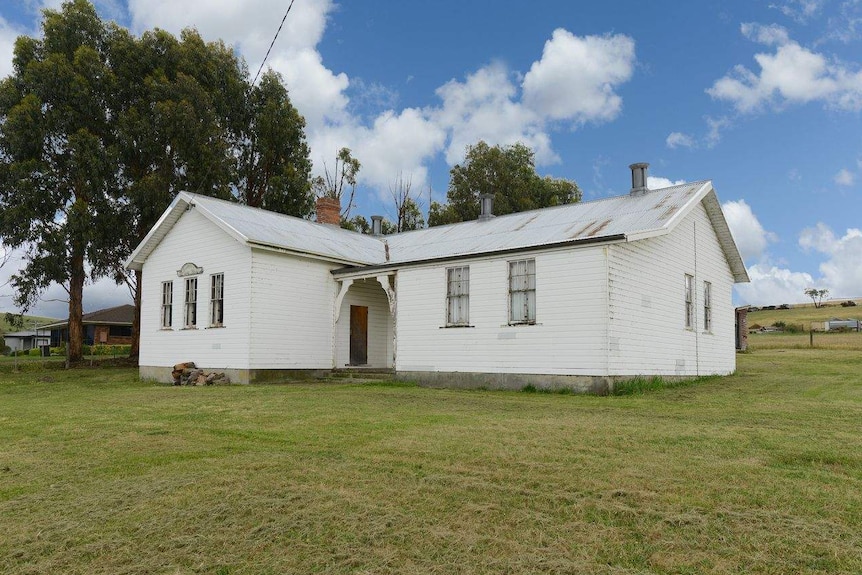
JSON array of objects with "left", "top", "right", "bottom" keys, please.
[
  {"left": 247, "top": 240, "right": 376, "bottom": 267},
  {"left": 331, "top": 233, "right": 627, "bottom": 277}
]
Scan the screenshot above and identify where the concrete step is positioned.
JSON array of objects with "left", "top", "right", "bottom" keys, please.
[{"left": 330, "top": 368, "right": 395, "bottom": 380}]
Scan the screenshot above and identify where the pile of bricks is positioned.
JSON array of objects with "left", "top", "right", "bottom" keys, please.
[{"left": 171, "top": 362, "right": 230, "bottom": 386}]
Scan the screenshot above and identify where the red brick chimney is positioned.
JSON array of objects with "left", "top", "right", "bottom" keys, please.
[{"left": 315, "top": 197, "right": 341, "bottom": 226}]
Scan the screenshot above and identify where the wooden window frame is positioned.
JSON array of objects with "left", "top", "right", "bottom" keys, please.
[
  {"left": 703, "top": 281, "right": 712, "bottom": 333},
  {"left": 184, "top": 277, "right": 197, "bottom": 329},
  {"left": 161, "top": 281, "right": 173, "bottom": 329},
  {"left": 509, "top": 258, "right": 536, "bottom": 325},
  {"left": 210, "top": 273, "right": 224, "bottom": 327},
  {"left": 684, "top": 274, "right": 694, "bottom": 330},
  {"left": 446, "top": 266, "right": 470, "bottom": 326}
]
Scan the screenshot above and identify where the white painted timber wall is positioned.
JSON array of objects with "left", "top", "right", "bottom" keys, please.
[
  {"left": 607, "top": 202, "right": 736, "bottom": 376},
  {"left": 334, "top": 278, "right": 394, "bottom": 368},
  {"left": 396, "top": 246, "right": 609, "bottom": 375},
  {"left": 248, "top": 249, "right": 339, "bottom": 369},
  {"left": 140, "top": 208, "right": 252, "bottom": 370}
]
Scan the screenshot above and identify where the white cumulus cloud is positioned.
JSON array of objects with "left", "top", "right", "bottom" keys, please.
[
  {"left": 522, "top": 29, "right": 635, "bottom": 125},
  {"left": 734, "top": 264, "right": 815, "bottom": 306},
  {"left": 722, "top": 199, "right": 778, "bottom": 263},
  {"left": 799, "top": 223, "right": 862, "bottom": 297},
  {"left": 708, "top": 24, "right": 862, "bottom": 113},
  {"left": 647, "top": 175, "right": 686, "bottom": 189}
]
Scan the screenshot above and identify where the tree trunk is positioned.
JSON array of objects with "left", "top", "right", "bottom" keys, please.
[
  {"left": 129, "top": 269, "right": 141, "bottom": 363},
  {"left": 67, "top": 244, "right": 86, "bottom": 365}
]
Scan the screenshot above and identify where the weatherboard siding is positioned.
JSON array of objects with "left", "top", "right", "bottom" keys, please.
[
  {"left": 607, "top": 202, "right": 736, "bottom": 376},
  {"left": 139, "top": 208, "right": 252, "bottom": 370},
  {"left": 395, "top": 247, "right": 609, "bottom": 375},
  {"left": 248, "top": 249, "right": 338, "bottom": 369},
  {"left": 334, "top": 278, "right": 394, "bottom": 368}
]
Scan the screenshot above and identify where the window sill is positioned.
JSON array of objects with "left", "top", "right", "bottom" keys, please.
[
  {"left": 159, "top": 328, "right": 173, "bottom": 331},
  {"left": 440, "top": 324, "right": 474, "bottom": 329},
  {"left": 206, "top": 325, "right": 226, "bottom": 329},
  {"left": 505, "top": 322, "right": 540, "bottom": 327},
  {"left": 181, "top": 327, "right": 198, "bottom": 331}
]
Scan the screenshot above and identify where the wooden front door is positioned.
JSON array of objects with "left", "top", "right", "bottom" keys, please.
[{"left": 349, "top": 305, "right": 368, "bottom": 365}]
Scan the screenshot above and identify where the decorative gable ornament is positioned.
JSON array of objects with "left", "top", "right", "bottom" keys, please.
[{"left": 177, "top": 262, "right": 203, "bottom": 277}]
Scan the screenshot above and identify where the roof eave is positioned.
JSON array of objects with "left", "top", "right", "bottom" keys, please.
[
  {"left": 124, "top": 192, "right": 193, "bottom": 271},
  {"left": 124, "top": 192, "right": 252, "bottom": 271},
  {"left": 331, "top": 234, "right": 627, "bottom": 277},
  {"left": 701, "top": 189, "right": 750, "bottom": 283},
  {"left": 247, "top": 241, "right": 374, "bottom": 267}
]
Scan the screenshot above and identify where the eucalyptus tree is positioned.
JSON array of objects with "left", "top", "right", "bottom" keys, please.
[
  {"left": 105, "top": 25, "right": 246, "bottom": 358},
  {"left": 1, "top": 0, "right": 316, "bottom": 362},
  {"left": 0, "top": 0, "right": 119, "bottom": 363},
  {"left": 428, "top": 141, "right": 582, "bottom": 226},
  {"left": 235, "top": 70, "right": 313, "bottom": 216}
]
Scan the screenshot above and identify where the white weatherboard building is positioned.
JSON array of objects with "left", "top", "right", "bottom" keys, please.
[{"left": 126, "top": 164, "right": 749, "bottom": 392}]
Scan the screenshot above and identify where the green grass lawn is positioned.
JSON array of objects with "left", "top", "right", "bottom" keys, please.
[{"left": 1, "top": 350, "right": 861, "bottom": 574}]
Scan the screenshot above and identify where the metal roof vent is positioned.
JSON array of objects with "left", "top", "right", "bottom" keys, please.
[
  {"left": 479, "top": 193, "right": 495, "bottom": 220},
  {"left": 371, "top": 215, "right": 383, "bottom": 236},
  {"left": 629, "top": 163, "right": 649, "bottom": 196}
]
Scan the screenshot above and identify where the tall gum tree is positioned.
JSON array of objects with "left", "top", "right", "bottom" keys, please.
[
  {"left": 0, "top": 0, "right": 119, "bottom": 364},
  {"left": 235, "top": 70, "right": 313, "bottom": 216},
  {"left": 428, "top": 141, "right": 582, "bottom": 226},
  {"left": 1, "top": 1, "right": 316, "bottom": 363},
  {"left": 106, "top": 29, "right": 313, "bottom": 360},
  {"left": 106, "top": 26, "right": 246, "bottom": 360}
]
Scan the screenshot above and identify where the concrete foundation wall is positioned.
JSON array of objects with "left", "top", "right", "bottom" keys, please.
[
  {"left": 139, "top": 365, "right": 332, "bottom": 385},
  {"left": 399, "top": 370, "right": 610, "bottom": 395}
]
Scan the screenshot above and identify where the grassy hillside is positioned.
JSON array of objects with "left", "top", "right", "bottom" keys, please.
[
  {"left": 747, "top": 298, "right": 861, "bottom": 329},
  {"left": 0, "top": 314, "right": 60, "bottom": 335},
  {"left": 1, "top": 349, "right": 861, "bottom": 574}
]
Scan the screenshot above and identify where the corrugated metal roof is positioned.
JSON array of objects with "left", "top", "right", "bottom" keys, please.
[
  {"left": 190, "top": 194, "right": 385, "bottom": 264},
  {"left": 126, "top": 182, "right": 749, "bottom": 283},
  {"left": 38, "top": 304, "right": 135, "bottom": 329},
  {"left": 383, "top": 181, "right": 709, "bottom": 263}
]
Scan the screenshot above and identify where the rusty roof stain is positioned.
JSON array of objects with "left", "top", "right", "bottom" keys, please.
[
  {"left": 586, "top": 219, "right": 612, "bottom": 237},
  {"left": 661, "top": 205, "right": 679, "bottom": 220},
  {"left": 654, "top": 193, "right": 672, "bottom": 209},
  {"left": 513, "top": 213, "right": 540, "bottom": 231},
  {"left": 568, "top": 220, "right": 598, "bottom": 238}
]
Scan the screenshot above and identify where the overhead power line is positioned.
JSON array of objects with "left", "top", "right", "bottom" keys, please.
[{"left": 252, "top": 0, "right": 296, "bottom": 86}]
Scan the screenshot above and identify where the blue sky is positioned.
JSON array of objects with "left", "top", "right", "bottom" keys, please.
[{"left": 1, "top": 0, "right": 861, "bottom": 317}]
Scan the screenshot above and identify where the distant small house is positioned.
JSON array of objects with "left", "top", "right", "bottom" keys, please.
[
  {"left": 821, "top": 318, "right": 861, "bottom": 332},
  {"left": 4, "top": 330, "right": 51, "bottom": 353},
  {"left": 40, "top": 304, "right": 134, "bottom": 346}
]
